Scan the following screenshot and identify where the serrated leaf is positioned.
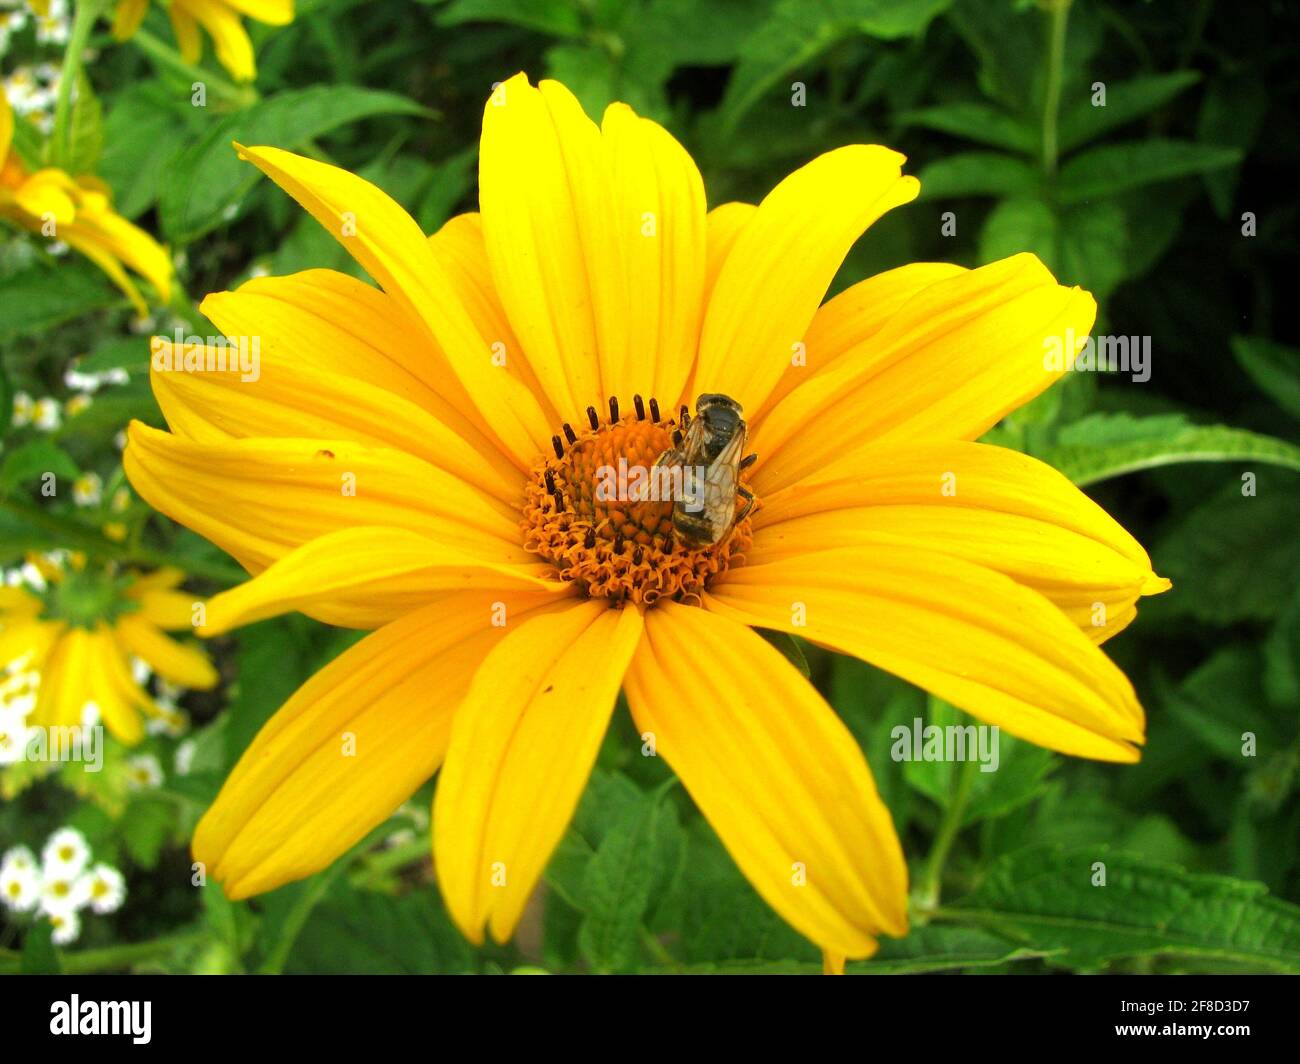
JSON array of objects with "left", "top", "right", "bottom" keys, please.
[
  {"left": 1040, "top": 415, "right": 1300, "bottom": 486},
  {"left": 1058, "top": 71, "right": 1201, "bottom": 154},
  {"left": 901, "top": 101, "right": 1037, "bottom": 154},
  {"left": 717, "top": 0, "right": 951, "bottom": 134},
  {"left": 949, "top": 845, "right": 1300, "bottom": 971},
  {"left": 1232, "top": 337, "right": 1300, "bottom": 420},
  {"left": 159, "top": 87, "right": 431, "bottom": 243},
  {"left": 1056, "top": 139, "right": 1241, "bottom": 205},
  {"left": 916, "top": 151, "right": 1040, "bottom": 200}
]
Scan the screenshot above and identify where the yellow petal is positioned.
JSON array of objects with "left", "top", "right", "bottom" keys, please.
[
  {"left": 200, "top": 526, "right": 566, "bottom": 633},
  {"left": 124, "top": 421, "right": 529, "bottom": 574},
  {"left": 168, "top": 3, "right": 203, "bottom": 64},
  {"left": 692, "top": 146, "right": 919, "bottom": 413},
  {"left": 703, "top": 202, "right": 754, "bottom": 308},
  {"left": 758, "top": 261, "right": 968, "bottom": 417},
  {"left": 112, "top": 0, "right": 149, "bottom": 40},
  {"left": 175, "top": 0, "right": 255, "bottom": 82},
  {"left": 196, "top": 591, "right": 565, "bottom": 899},
  {"left": 148, "top": 335, "right": 521, "bottom": 505},
  {"left": 754, "top": 253, "right": 1097, "bottom": 493},
  {"left": 133, "top": 588, "right": 201, "bottom": 630},
  {"left": 600, "top": 101, "right": 706, "bottom": 409},
  {"left": 0, "top": 89, "right": 12, "bottom": 163},
  {"left": 30, "top": 625, "right": 84, "bottom": 729},
  {"left": 223, "top": 0, "right": 293, "bottom": 25},
  {"left": 83, "top": 626, "right": 144, "bottom": 745},
  {"left": 751, "top": 440, "right": 1169, "bottom": 643},
  {"left": 624, "top": 603, "right": 906, "bottom": 957},
  {"left": 434, "top": 600, "right": 642, "bottom": 944},
  {"left": 201, "top": 269, "right": 521, "bottom": 479},
  {"left": 234, "top": 143, "right": 551, "bottom": 464},
  {"left": 114, "top": 613, "right": 218, "bottom": 689},
  {"left": 707, "top": 548, "right": 1145, "bottom": 761}
]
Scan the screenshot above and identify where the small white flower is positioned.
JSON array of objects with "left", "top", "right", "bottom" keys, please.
[
  {"left": 113, "top": 430, "right": 127, "bottom": 451},
  {"left": 31, "top": 397, "right": 61, "bottom": 431},
  {"left": 41, "top": 827, "right": 90, "bottom": 878},
  {"left": 72, "top": 472, "right": 103, "bottom": 507},
  {"left": 146, "top": 704, "right": 188, "bottom": 738},
  {"left": 1, "top": 845, "right": 37, "bottom": 873},
  {"left": 40, "top": 871, "right": 90, "bottom": 915},
  {"left": 0, "top": 863, "right": 40, "bottom": 912},
  {"left": 64, "top": 393, "right": 92, "bottom": 418},
  {"left": 129, "top": 656, "right": 152, "bottom": 685},
  {"left": 126, "top": 753, "right": 163, "bottom": 790},
  {"left": 103, "top": 367, "right": 130, "bottom": 386},
  {"left": 0, "top": 708, "right": 34, "bottom": 764},
  {"left": 48, "top": 909, "right": 81, "bottom": 945},
  {"left": 82, "top": 863, "right": 126, "bottom": 914},
  {"left": 155, "top": 678, "right": 185, "bottom": 703},
  {"left": 11, "top": 390, "right": 32, "bottom": 427}
]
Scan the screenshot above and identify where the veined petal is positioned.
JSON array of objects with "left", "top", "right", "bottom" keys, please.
[
  {"left": 703, "top": 202, "right": 754, "bottom": 308},
  {"left": 199, "top": 526, "right": 567, "bottom": 633},
  {"left": 751, "top": 440, "right": 1169, "bottom": 643},
  {"left": 124, "top": 422, "right": 529, "bottom": 574},
  {"left": 168, "top": 4, "right": 202, "bottom": 63},
  {"left": 30, "top": 626, "right": 82, "bottom": 729},
  {"left": 434, "top": 601, "right": 642, "bottom": 945},
  {"left": 174, "top": 0, "right": 255, "bottom": 82},
  {"left": 223, "top": 0, "right": 293, "bottom": 25},
  {"left": 0, "top": 617, "right": 62, "bottom": 674},
  {"left": 234, "top": 143, "right": 551, "bottom": 464},
  {"left": 758, "top": 262, "right": 968, "bottom": 417},
  {"left": 707, "top": 548, "right": 1145, "bottom": 762},
  {"left": 201, "top": 269, "right": 520, "bottom": 476},
  {"left": 692, "top": 146, "right": 919, "bottom": 413},
  {"left": 114, "top": 614, "right": 218, "bottom": 689},
  {"left": 600, "top": 101, "right": 707, "bottom": 409},
  {"left": 478, "top": 75, "right": 620, "bottom": 422},
  {"left": 623, "top": 603, "right": 907, "bottom": 958},
  {"left": 148, "top": 337, "right": 521, "bottom": 505},
  {"left": 754, "top": 253, "right": 1097, "bottom": 494},
  {"left": 196, "top": 591, "right": 566, "bottom": 899},
  {"left": 131, "top": 589, "right": 200, "bottom": 631},
  {"left": 83, "top": 626, "right": 144, "bottom": 745}
]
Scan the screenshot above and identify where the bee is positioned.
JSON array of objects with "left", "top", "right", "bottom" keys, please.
[{"left": 654, "top": 393, "right": 758, "bottom": 548}]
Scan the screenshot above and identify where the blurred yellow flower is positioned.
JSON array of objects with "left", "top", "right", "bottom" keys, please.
[
  {"left": 112, "top": 0, "right": 294, "bottom": 83},
  {"left": 0, "top": 564, "right": 217, "bottom": 746},
  {"left": 125, "top": 74, "right": 1168, "bottom": 964},
  {"left": 0, "top": 93, "right": 173, "bottom": 316}
]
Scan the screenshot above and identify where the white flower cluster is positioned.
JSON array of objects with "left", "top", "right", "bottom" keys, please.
[
  {"left": 1, "top": 828, "right": 126, "bottom": 945},
  {"left": 2, "top": 61, "right": 61, "bottom": 133},
  {"left": 9, "top": 392, "right": 62, "bottom": 432}
]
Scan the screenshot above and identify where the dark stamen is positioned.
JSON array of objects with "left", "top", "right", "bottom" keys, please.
[
  {"left": 583, "top": 527, "right": 596, "bottom": 549},
  {"left": 614, "top": 533, "right": 624, "bottom": 554},
  {"left": 664, "top": 532, "right": 675, "bottom": 553},
  {"left": 544, "top": 470, "right": 556, "bottom": 494},
  {"left": 672, "top": 430, "right": 683, "bottom": 447},
  {"left": 608, "top": 396, "right": 620, "bottom": 424},
  {"left": 633, "top": 394, "right": 646, "bottom": 420},
  {"left": 586, "top": 405, "right": 600, "bottom": 430},
  {"left": 550, "top": 489, "right": 565, "bottom": 511},
  {"left": 649, "top": 397, "right": 661, "bottom": 422},
  {"left": 551, "top": 435, "right": 564, "bottom": 459},
  {"left": 563, "top": 423, "right": 578, "bottom": 445},
  {"left": 680, "top": 405, "right": 690, "bottom": 430},
  {"left": 633, "top": 546, "right": 643, "bottom": 566}
]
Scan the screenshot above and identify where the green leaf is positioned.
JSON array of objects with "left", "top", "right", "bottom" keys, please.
[
  {"left": 1056, "top": 140, "right": 1242, "bottom": 205},
  {"left": 435, "top": 0, "right": 585, "bottom": 37},
  {"left": 1058, "top": 71, "right": 1201, "bottom": 154},
  {"left": 0, "top": 440, "right": 80, "bottom": 494},
  {"left": 99, "top": 86, "right": 197, "bottom": 219},
  {"left": 283, "top": 880, "right": 474, "bottom": 974},
  {"left": 578, "top": 783, "right": 679, "bottom": 972},
  {"left": 916, "top": 151, "right": 1040, "bottom": 200},
  {"left": 717, "top": 0, "right": 951, "bottom": 133},
  {"left": 1153, "top": 473, "right": 1300, "bottom": 626},
  {"left": 120, "top": 796, "right": 176, "bottom": 870},
  {"left": 900, "top": 101, "right": 1037, "bottom": 154},
  {"left": 159, "top": 87, "right": 432, "bottom": 243},
  {"left": 56, "top": 71, "right": 104, "bottom": 175},
  {"left": 1040, "top": 414, "right": 1300, "bottom": 486},
  {"left": 21, "top": 920, "right": 62, "bottom": 975},
  {"left": 1232, "top": 337, "right": 1300, "bottom": 420},
  {"left": 979, "top": 197, "right": 1128, "bottom": 299},
  {"left": 757, "top": 628, "right": 810, "bottom": 678},
  {"left": 0, "top": 262, "right": 121, "bottom": 341},
  {"left": 948, "top": 845, "right": 1300, "bottom": 972}
]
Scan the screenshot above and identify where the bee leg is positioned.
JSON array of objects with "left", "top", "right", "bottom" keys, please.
[
  {"left": 739, "top": 452, "right": 758, "bottom": 472},
  {"left": 735, "top": 485, "right": 756, "bottom": 523}
]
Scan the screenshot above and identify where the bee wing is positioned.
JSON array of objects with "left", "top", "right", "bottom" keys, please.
[{"left": 700, "top": 428, "right": 747, "bottom": 516}]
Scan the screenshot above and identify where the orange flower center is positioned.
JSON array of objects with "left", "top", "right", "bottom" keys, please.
[{"left": 521, "top": 395, "right": 754, "bottom": 606}]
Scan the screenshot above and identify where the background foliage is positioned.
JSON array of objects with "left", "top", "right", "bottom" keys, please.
[{"left": 2, "top": 0, "right": 1298, "bottom": 974}]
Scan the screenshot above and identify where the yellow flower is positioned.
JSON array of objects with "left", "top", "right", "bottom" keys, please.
[
  {"left": 112, "top": 0, "right": 294, "bottom": 83},
  {"left": 0, "top": 565, "right": 217, "bottom": 746},
  {"left": 123, "top": 74, "right": 1169, "bottom": 962},
  {"left": 0, "top": 93, "right": 172, "bottom": 317}
]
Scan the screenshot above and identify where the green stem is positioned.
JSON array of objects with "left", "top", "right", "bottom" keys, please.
[
  {"left": 0, "top": 927, "right": 206, "bottom": 975},
  {"left": 1040, "top": 0, "right": 1071, "bottom": 177},
  {"left": 916, "top": 755, "right": 980, "bottom": 913},
  {"left": 131, "top": 28, "right": 259, "bottom": 110},
  {"left": 52, "top": 0, "right": 102, "bottom": 168},
  {"left": 347, "top": 836, "right": 431, "bottom": 890}
]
